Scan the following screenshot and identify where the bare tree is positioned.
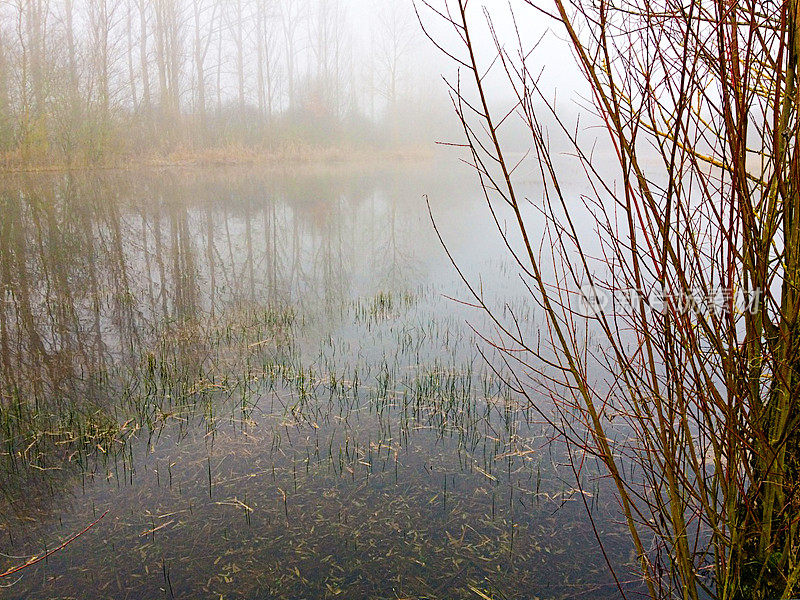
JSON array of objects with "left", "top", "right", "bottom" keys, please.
[
  {"left": 0, "top": 25, "right": 11, "bottom": 147},
  {"left": 373, "top": 0, "right": 417, "bottom": 112},
  {"left": 191, "top": 0, "right": 217, "bottom": 128},
  {"left": 373, "top": 0, "right": 418, "bottom": 142},
  {"left": 153, "top": 0, "right": 182, "bottom": 118},
  {"left": 0, "top": 0, "right": 440, "bottom": 165},
  {"left": 422, "top": 1, "right": 800, "bottom": 599},
  {"left": 280, "top": 0, "right": 303, "bottom": 110},
  {"left": 63, "top": 0, "right": 79, "bottom": 102},
  {"left": 10, "top": 0, "right": 49, "bottom": 145},
  {"left": 87, "top": 0, "right": 115, "bottom": 118},
  {"left": 126, "top": 0, "right": 138, "bottom": 109},
  {"left": 213, "top": 0, "right": 223, "bottom": 118},
  {"left": 307, "top": 0, "right": 346, "bottom": 115},
  {"left": 225, "top": 0, "right": 247, "bottom": 112},
  {"left": 26, "top": 0, "right": 48, "bottom": 122},
  {"left": 135, "top": 0, "right": 151, "bottom": 111},
  {"left": 255, "top": 0, "right": 276, "bottom": 119}
]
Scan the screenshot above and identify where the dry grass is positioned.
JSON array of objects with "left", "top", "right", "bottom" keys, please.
[{"left": 0, "top": 142, "right": 435, "bottom": 174}]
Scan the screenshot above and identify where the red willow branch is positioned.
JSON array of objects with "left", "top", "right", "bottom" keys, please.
[
  {"left": 0, "top": 510, "right": 110, "bottom": 580},
  {"left": 419, "top": 0, "right": 800, "bottom": 598}
]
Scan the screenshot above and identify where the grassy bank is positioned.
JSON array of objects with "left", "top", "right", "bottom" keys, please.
[{"left": 0, "top": 142, "right": 435, "bottom": 174}]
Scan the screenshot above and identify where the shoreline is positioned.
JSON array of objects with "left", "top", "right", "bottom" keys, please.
[{"left": 0, "top": 145, "right": 436, "bottom": 175}]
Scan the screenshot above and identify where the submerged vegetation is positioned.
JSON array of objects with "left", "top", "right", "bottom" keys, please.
[{"left": 0, "top": 168, "right": 634, "bottom": 599}]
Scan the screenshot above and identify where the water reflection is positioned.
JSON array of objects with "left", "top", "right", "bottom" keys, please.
[
  {"left": 0, "top": 164, "right": 635, "bottom": 599},
  {"left": 1, "top": 167, "right": 429, "bottom": 372}
]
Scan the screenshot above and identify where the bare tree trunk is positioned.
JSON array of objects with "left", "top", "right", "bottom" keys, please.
[
  {"left": 127, "top": 0, "right": 139, "bottom": 110},
  {"left": 256, "top": 3, "right": 266, "bottom": 119},
  {"left": 332, "top": 13, "right": 341, "bottom": 116},
  {"left": 230, "top": 0, "right": 246, "bottom": 113},
  {"left": 27, "top": 0, "right": 45, "bottom": 121},
  {"left": 254, "top": 0, "right": 275, "bottom": 118},
  {"left": 281, "top": 0, "right": 299, "bottom": 110},
  {"left": 0, "top": 30, "right": 10, "bottom": 144},
  {"left": 311, "top": 0, "right": 328, "bottom": 105},
  {"left": 167, "top": 1, "right": 181, "bottom": 116},
  {"left": 88, "top": 0, "right": 112, "bottom": 120},
  {"left": 155, "top": 0, "right": 169, "bottom": 113},
  {"left": 152, "top": 0, "right": 183, "bottom": 132},
  {"left": 215, "top": 13, "right": 223, "bottom": 118},
  {"left": 376, "top": 1, "right": 417, "bottom": 142},
  {"left": 137, "top": 0, "right": 151, "bottom": 112},
  {"left": 264, "top": 23, "right": 273, "bottom": 117},
  {"left": 309, "top": 0, "right": 345, "bottom": 116},
  {"left": 13, "top": 0, "right": 48, "bottom": 155},
  {"left": 15, "top": 2, "right": 30, "bottom": 127},
  {"left": 193, "top": 0, "right": 218, "bottom": 134},
  {"left": 193, "top": 1, "right": 207, "bottom": 126},
  {"left": 64, "top": 0, "right": 79, "bottom": 102}
]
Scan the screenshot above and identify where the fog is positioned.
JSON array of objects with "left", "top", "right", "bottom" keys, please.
[
  {"left": 0, "top": 0, "right": 601, "bottom": 168},
  {"left": 0, "top": 0, "right": 465, "bottom": 165}
]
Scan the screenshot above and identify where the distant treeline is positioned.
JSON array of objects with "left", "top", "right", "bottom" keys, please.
[{"left": 0, "top": 0, "right": 445, "bottom": 167}]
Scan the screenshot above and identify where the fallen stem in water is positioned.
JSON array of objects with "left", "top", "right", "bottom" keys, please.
[{"left": 0, "top": 510, "right": 110, "bottom": 579}]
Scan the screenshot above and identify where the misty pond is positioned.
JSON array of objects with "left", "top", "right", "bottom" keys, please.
[{"left": 0, "top": 163, "right": 637, "bottom": 599}]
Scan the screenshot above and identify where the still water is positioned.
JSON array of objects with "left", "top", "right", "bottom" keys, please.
[{"left": 0, "top": 163, "right": 635, "bottom": 599}]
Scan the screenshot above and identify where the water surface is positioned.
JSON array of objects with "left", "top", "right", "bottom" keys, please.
[{"left": 0, "top": 163, "right": 635, "bottom": 599}]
